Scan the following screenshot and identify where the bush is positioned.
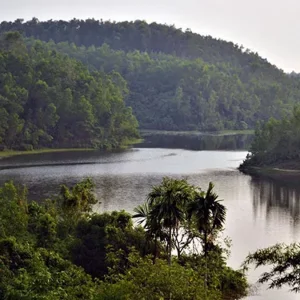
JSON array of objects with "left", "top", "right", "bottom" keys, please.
[{"left": 12, "top": 143, "right": 34, "bottom": 151}]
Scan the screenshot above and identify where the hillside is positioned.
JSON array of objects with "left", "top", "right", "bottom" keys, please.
[
  {"left": 0, "top": 32, "right": 139, "bottom": 150},
  {"left": 1, "top": 19, "right": 300, "bottom": 131},
  {"left": 0, "top": 19, "right": 283, "bottom": 72}
]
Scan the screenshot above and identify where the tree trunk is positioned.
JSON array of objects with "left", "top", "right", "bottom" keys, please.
[
  {"left": 168, "top": 226, "right": 172, "bottom": 266},
  {"left": 153, "top": 236, "right": 158, "bottom": 264},
  {"left": 204, "top": 230, "right": 208, "bottom": 300},
  {"left": 177, "top": 247, "right": 181, "bottom": 260},
  {"left": 167, "top": 227, "right": 172, "bottom": 300},
  {"left": 204, "top": 230, "right": 208, "bottom": 258}
]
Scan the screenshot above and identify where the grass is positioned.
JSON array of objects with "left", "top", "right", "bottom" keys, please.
[
  {"left": 140, "top": 129, "right": 254, "bottom": 136},
  {"left": 214, "top": 129, "right": 254, "bottom": 135},
  {"left": 0, "top": 148, "right": 95, "bottom": 158},
  {"left": 0, "top": 138, "right": 144, "bottom": 159},
  {"left": 120, "top": 138, "right": 144, "bottom": 149}
]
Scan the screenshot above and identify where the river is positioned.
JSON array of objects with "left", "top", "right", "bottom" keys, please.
[{"left": 0, "top": 133, "right": 299, "bottom": 299}]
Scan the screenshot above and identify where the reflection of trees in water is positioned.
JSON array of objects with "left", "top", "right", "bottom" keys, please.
[
  {"left": 93, "top": 175, "right": 165, "bottom": 212},
  {"left": 251, "top": 176, "right": 300, "bottom": 226},
  {"left": 94, "top": 175, "right": 116, "bottom": 212},
  {"left": 140, "top": 134, "right": 253, "bottom": 151}
]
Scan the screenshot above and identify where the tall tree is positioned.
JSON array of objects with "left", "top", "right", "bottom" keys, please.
[
  {"left": 187, "top": 182, "right": 226, "bottom": 257},
  {"left": 146, "top": 177, "right": 193, "bottom": 265},
  {"left": 133, "top": 202, "right": 166, "bottom": 262}
]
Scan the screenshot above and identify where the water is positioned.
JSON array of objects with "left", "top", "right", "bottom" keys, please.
[{"left": 0, "top": 134, "right": 299, "bottom": 299}]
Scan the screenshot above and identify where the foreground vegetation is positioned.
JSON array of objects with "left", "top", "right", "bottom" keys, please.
[
  {"left": 0, "top": 178, "right": 248, "bottom": 299},
  {"left": 2, "top": 19, "right": 300, "bottom": 131},
  {"left": 240, "top": 106, "right": 300, "bottom": 172}
]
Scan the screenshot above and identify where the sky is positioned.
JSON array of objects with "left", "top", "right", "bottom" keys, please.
[{"left": 1, "top": 0, "right": 300, "bottom": 72}]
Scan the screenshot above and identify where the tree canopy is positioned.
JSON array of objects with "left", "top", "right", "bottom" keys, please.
[
  {"left": 1, "top": 19, "right": 300, "bottom": 131},
  {"left": 0, "top": 178, "right": 248, "bottom": 299},
  {"left": 244, "top": 243, "right": 300, "bottom": 293},
  {"left": 240, "top": 106, "right": 300, "bottom": 169},
  {"left": 0, "top": 32, "right": 139, "bottom": 150}
]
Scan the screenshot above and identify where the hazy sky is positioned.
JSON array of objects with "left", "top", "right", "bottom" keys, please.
[{"left": 1, "top": 0, "right": 300, "bottom": 72}]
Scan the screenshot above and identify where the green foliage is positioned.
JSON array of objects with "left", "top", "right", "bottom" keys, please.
[
  {"left": 0, "top": 179, "right": 247, "bottom": 299},
  {"left": 72, "top": 210, "right": 154, "bottom": 278},
  {"left": 244, "top": 243, "right": 300, "bottom": 293},
  {"left": 240, "top": 106, "right": 300, "bottom": 168},
  {"left": 58, "top": 178, "right": 97, "bottom": 230},
  {"left": 187, "top": 182, "right": 226, "bottom": 257},
  {"left": 29, "top": 39, "right": 298, "bottom": 132},
  {"left": 98, "top": 249, "right": 248, "bottom": 300},
  {"left": 0, "top": 32, "right": 139, "bottom": 150},
  {"left": 146, "top": 177, "right": 194, "bottom": 264},
  {"left": 180, "top": 249, "right": 248, "bottom": 300},
  {"left": 132, "top": 178, "right": 243, "bottom": 299},
  {"left": 0, "top": 179, "right": 99, "bottom": 299},
  {"left": 97, "top": 254, "right": 219, "bottom": 300},
  {"left": 220, "top": 267, "right": 249, "bottom": 300},
  {"left": 134, "top": 178, "right": 226, "bottom": 261},
  {"left": 0, "top": 182, "right": 28, "bottom": 240},
  {"left": 0, "top": 238, "right": 96, "bottom": 300},
  {"left": 1, "top": 19, "right": 299, "bottom": 131}
]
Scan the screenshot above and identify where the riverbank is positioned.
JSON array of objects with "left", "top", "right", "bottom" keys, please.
[
  {"left": 0, "top": 139, "right": 143, "bottom": 159},
  {"left": 0, "top": 148, "right": 96, "bottom": 158},
  {"left": 239, "top": 160, "right": 300, "bottom": 181},
  {"left": 118, "top": 138, "right": 144, "bottom": 149},
  {"left": 140, "top": 129, "right": 254, "bottom": 136}
]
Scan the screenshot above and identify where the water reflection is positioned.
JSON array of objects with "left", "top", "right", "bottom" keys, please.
[
  {"left": 138, "top": 133, "right": 253, "bottom": 150},
  {"left": 251, "top": 176, "right": 300, "bottom": 227},
  {"left": 0, "top": 138, "right": 299, "bottom": 299}
]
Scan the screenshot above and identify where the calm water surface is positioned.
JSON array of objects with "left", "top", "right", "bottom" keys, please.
[{"left": 0, "top": 134, "right": 299, "bottom": 300}]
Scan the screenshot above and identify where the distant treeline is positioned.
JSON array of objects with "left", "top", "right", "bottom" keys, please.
[{"left": 1, "top": 19, "right": 300, "bottom": 132}]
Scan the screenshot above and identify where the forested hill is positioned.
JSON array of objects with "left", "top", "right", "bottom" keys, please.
[
  {"left": 0, "top": 32, "right": 139, "bottom": 150},
  {"left": 0, "top": 18, "right": 281, "bottom": 74},
  {"left": 1, "top": 19, "right": 300, "bottom": 131},
  {"left": 25, "top": 40, "right": 296, "bottom": 131}
]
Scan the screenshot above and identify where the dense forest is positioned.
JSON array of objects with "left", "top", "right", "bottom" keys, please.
[
  {"left": 239, "top": 106, "right": 300, "bottom": 170},
  {"left": 0, "top": 178, "right": 248, "bottom": 299},
  {"left": 0, "top": 31, "right": 139, "bottom": 150},
  {"left": 27, "top": 40, "right": 288, "bottom": 131},
  {"left": 1, "top": 19, "right": 300, "bottom": 131},
  {"left": 2, "top": 17, "right": 300, "bottom": 299},
  {"left": 0, "top": 18, "right": 289, "bottom": 69}
]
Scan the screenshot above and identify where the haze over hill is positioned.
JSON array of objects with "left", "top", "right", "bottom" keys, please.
[
  {"left": 1, "top": 3, "right": 300, "bottom": 300},
  {"left": 2, "top": 0, "right": 300, "bottom": 73},
  {"left": 1, "top": 19, "right": 300, "bottom": 132}
]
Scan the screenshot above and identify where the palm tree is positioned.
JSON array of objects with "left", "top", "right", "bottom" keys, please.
[
  {"left": 187, "top": 182, "right": 226, "bottom": 257},
  {"left": 133, "top": 203, "right": 164, "bottom": 262},
  {"left": 187, "top": 182, "right": 226, "bottom": 300},
  {"left": 147, "top": 177, "right": 193, "bottom": 266},
  {"left": 133, "top": 203, "right": 151, "bottom": 227}
]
